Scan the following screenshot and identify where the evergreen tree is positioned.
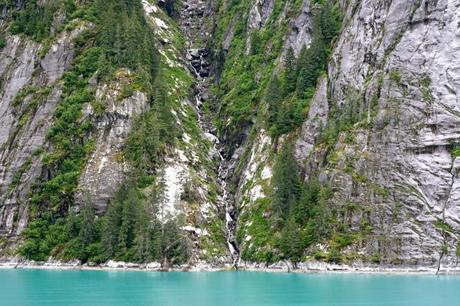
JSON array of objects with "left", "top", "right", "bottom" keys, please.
[
  {"left": 279, "top": 217, "right": 303, "bottom": 263},
  {"left": 283, "top": 47, "right": 297, "bottom": 95},
  {"left": 296, "top": 39, "right": 324, "bottom": 99},
  {"left": 293, "top": 179, "right": 321, "bottom": 225},
  {"left": 306, "top": 186, "right": 332, "bottom": 243},
  {"left": 153, "top": 81, "right": 177, "bottom": 147},
  {"left": 271, "top": 141, "right": 301, "bottom": 220},
  {"left": 317, "top": 1, "right": 341, "bottom": 45},
  {"left": 161, "top": 219, "right": 191, "bottom": 265},
  {"left": 265, "top": 75, "right": 282, "bottom": 128},
  {"left": 117, "top": 187, "right": 140, "bottom": 256},
  {"left": 102, "top": 186, "right": 125, "bottom": 257},
  {"left": 134, "top": 175, "right": 166, "bottom": 262},
  {"left": 79, "top": 194, "right": 96, "bottom": 247},
  {"left": 133, "top": 205, "right": 154, "bottom": 262}
]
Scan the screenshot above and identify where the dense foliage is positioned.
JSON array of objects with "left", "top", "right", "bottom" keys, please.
[
  {"left": 10, "top": 0, "right": 76, "bottom": 41},
  {"left": 22, "top": 183, "right": 191, "bottom": 265},
  {"left": 240, "top": 140, "right": 336, "bottom": 264},
  {"left": 16, "top": 0, "right": 346, "bottom": 266}
]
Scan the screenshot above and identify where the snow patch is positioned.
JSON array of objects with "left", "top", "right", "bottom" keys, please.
[
  {"left": 204, "top": 132, "right": 219, "bottom": 143},
  {"left": 159, "top": 163, "right": 187, "bottom": 222},
  {"left": 154, "top": 18, "right": 169, "bottom": 29},
  {"left": 261, "top": 165, "right": 272, "bottom": 180},
  {"left": 142, "top": 0, "right": 158, "bottom": 14}
]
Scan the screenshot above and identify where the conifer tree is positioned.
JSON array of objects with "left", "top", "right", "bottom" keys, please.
[
  {"left": 279, "top": 217, "right": 303, "bottom": 263},
  {"left": 271, "top": 141, "right": 301, "bottom": 220},
  {"left": 265, "top": 75, "right": 282, "bottom": 128},
  {"left": 283, "top": 47, "right": 297, "bottom": 95},
  {"left": 117, "top": 187, "right": 140, "bottom": 256},
  {"left": 102, "top": 185, "right": 125, "bottom": 257},
  {"left": 79, "top": 194, "right": 96, "bottom": 247}
]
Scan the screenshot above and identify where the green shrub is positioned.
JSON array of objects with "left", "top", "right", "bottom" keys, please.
[{"left": 0, "top": 34, "right": 6, "bottom": 49}]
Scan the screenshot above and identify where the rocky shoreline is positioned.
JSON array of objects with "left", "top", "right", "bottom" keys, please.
[{"left": 1, "top": 258, "right": 459, "bottom": 274}]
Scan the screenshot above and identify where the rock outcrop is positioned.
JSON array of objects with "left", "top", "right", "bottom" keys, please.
[{"left": 0, "top": 26, "right": 84, "bottom": 237}]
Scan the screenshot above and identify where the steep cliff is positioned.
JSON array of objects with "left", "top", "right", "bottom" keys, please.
[
  {"left": 212, "top": 0, "right": 460, "bottom": 270},
  {"left": 0, "top": 0, "right": 459, "bottom": 271}
]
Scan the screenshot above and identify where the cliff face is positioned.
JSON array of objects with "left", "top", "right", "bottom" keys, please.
[
  {"left": 221, "top": 0, "right": 460, "bottom": 269},
  {"left": 0, "top": 0, "right": 459, "bottom": 270},
  {"left": 0, "top": 26, "right": 83, "bottom": 238},
  {"left": 293, "top": 0, "right": 460, "bottom": 267}
]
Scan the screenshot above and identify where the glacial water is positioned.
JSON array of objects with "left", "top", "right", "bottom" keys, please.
[{"left": 0, "top": 270, "right": 459, "bottom": 306}]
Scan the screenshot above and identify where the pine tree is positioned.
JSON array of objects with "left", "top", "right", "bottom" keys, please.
[
  {"left": 102, "top": 185, "right": 125, "bottom": 257},
  {"left": 279, "top": 217, "right": 303, "bottom": 263},
  {"left": 161, "top": 219, "right": 191, "bottom": 265},
  {"left": 293, "top": 179, "right": 321, "bottom": 225},
  {"left": 271, "top": 141, "right": 301, "bottom": 220},
  {"left": 296, "top": 37, "right": 326, "bottom": 99},
  {"left": 133, "top": 205, "right": 153, "bottom": 262},
  {"left": 79, "top": 194, "right": 96, "bottom": 247},
  {"left": 134, "top": 175, "right": 166, "bottom": 262},
  {"left": 283, "top": 47, "right": 297, "bottom": 95},
  {"left": 117, "top": 187, "right": 140, "bottom": 256},
  {"left": 154, "top": 82, "right": 177, "bottom": 145},
  {"left": 318, "top": 1, "right": 341, "bottom": 45},
  {"left": 265, "top": 75, "right": 282, "bottom": 128},
  {"left": 306, "top": 186, "right": 332, "bottom": 242}
]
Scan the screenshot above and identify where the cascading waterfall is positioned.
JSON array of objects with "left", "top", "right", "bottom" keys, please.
[{"left": 179, "top": 0, "right": 239, "bottom": 267}]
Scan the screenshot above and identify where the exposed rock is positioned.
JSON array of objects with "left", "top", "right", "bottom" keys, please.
[
  {"left": 247, "top": 0, "right": 274, "bottom": 30},
  {"left": 296, "top": 0, "right": 460, "bottom": 267},
  {"left": 76, "top": 87, "right": 149, "bottom": 213},
  {"left": 0, "top": 28, "right": 81, "bottom": 237},
  {"left": 284, "top": 0, "right": 313, "bottom": 55}
]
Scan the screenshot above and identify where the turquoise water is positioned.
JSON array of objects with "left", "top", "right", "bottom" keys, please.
[{"left": 0, "top": 270, "right": 459, "bottom": 306}]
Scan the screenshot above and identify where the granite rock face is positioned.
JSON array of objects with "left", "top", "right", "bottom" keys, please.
[
  {"left": 292, "top": 0, "right": 460, "bottom": 266},
  {"left": 232, "top": 0, "right": 460, "bottom": 269},
  {"left": 0, "top": 28, "right": 82, "bottom": 237},
  {"left": 76, "top": 84, "right": 149, "bottom": 213}
]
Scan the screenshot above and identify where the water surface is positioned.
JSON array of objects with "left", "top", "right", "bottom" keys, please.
[{"left": 0, "top": 269, "right": 459, "bottom": 305}]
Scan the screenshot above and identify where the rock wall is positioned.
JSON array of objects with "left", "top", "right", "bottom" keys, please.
[
  {"left": 0, "top": 26, "right": 84, "bottom": 237},
  {"left": 229, "top": 0, "right": 460, "bottom": 269},
  {"left": 302, "top": 0, "right": 460, "bottom": 267}
]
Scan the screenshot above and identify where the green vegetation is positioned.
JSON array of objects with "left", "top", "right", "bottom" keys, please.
[
  {"left": 102, "top": 182, "right": 190, "bottom": 264},
  {"left": 213, "top": 0, "right": 300, "bottom": 143},
  {"left": 92, "top": 0, "right": 158, "bottom": 89},
  {"left": 213, "top": 0, "right": 345, "bottom": 264},
  {"left": 0, "top": 33, "right": 6, "bottom": 49},
  {"left": 239, "top": 135, "right": 373, "bottom": 264},
  {"left": 240, "top": 140, "right": 336, "bottom": 264},
  {"left": 450, "top": 144, "right": 460, "bottom": 158},
  {"left": 125, "top": 79, "right": 179, "bottom": 186},
  {"left": 266, "top": 1, "right": 342, "bottom": 137},
  {"left": 20, "top": 0, "right": 191, "bottom": 264},
  {"left": 10, "top": 0, "right": 76, "bottom": 41},
  {"left": 30, "top": 47, "right": 100, "bottom": 215},
  {"left": 21, "top": 184, "right": 190, "bottom": 265},
  {"left": 28, "top": 0, "right": 159, "bottom": 215}
]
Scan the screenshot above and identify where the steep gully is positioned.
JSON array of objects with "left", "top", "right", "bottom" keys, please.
[{"left": 178, "top": 0, "right": 240, "bottom": 267}]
